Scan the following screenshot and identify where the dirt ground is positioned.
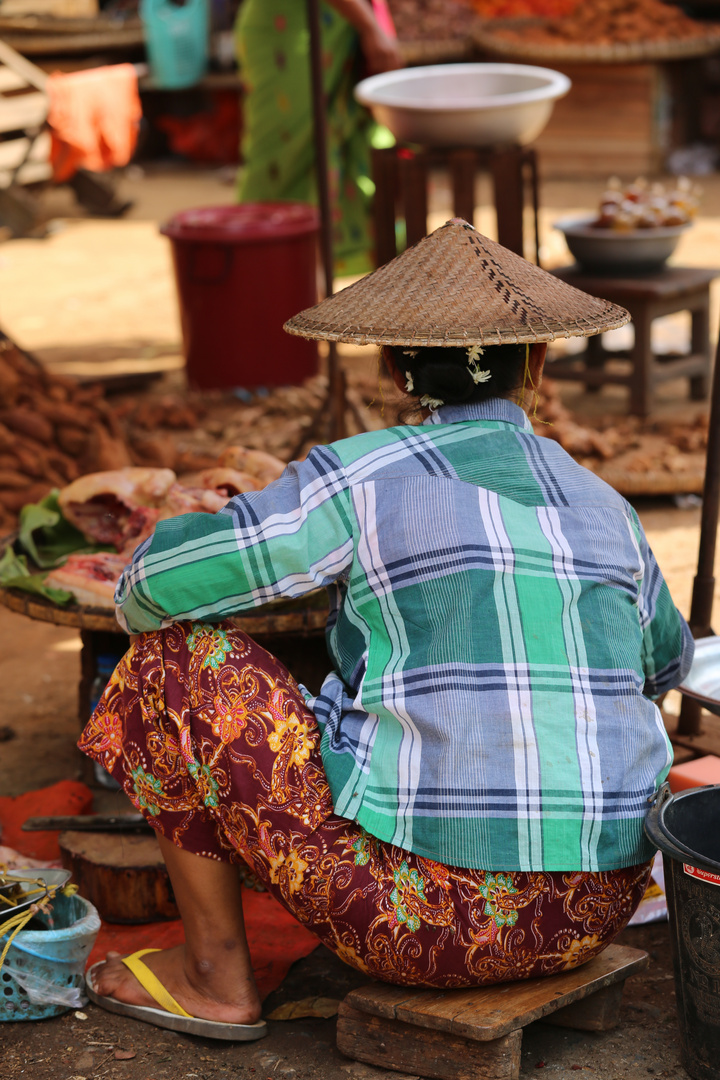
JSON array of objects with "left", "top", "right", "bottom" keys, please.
[
  {"left": 2, "top": 164, "right": 720, "bottom": 1077},
  {"left": 0, "top": 919, "right": 689, "bottom": 1080}
]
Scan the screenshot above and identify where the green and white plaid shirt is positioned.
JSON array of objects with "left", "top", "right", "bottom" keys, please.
[{"left": 116, "top": 399, "right": 692, "bottom": 872}]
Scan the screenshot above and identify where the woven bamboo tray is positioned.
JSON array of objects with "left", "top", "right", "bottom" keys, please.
[
  {"left": 399, "top": 36, "right": 477, "bottom": 66},
  {"left": 474, "top": 17, "right": 720, "bottom": 64},
  {"left": 0, "top": 14, "right": 141, "bottom": 33},
  {"left": 0, "top": 535, "right": 329, "bottom": 636},
  {"left": 0, "top": 13, "right": 144, "bottom": 53},
  {"left": 0, "top": 583, "right": 330, "bottom": 635}
]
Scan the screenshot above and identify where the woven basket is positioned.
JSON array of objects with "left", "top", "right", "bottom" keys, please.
[
  {"left": 0, "top": 892, "right": 100, "bottom": 1022},
  {"left": 474, "top": 17, "right": 720, "bottom": 64},
  {"left": 0, "top": 580, "right": 329, "bottom": 636}
]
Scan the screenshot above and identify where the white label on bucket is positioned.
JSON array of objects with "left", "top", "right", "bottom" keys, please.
[{"left": 683, "top": 863, "right": 720, "bottom": 888}]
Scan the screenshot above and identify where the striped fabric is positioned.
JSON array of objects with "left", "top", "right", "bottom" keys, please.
[{"left": 115, "top": 399, "right": 693, "bottom": 872}]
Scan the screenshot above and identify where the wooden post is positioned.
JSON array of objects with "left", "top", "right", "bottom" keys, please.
[
  {"left": 400, "top": 150, "right": 428, "bottom": 247},
  {"left": 491, "top": 146, "right": 525, "bottom": 257},
  {"left": 525, "top": 148, "right": 541, "bottom": 267},
  {"left": 678, "top": 322, "right": 720, "bottom": 735},
  {"left": 306, "top": 0, "right": 345, "bottom": 441},
  {"left": 372, "top": 145, "right": 398, "bottom": 267},
  {"left": 450, "top": 149, "right": 477, "bottom": 226}
]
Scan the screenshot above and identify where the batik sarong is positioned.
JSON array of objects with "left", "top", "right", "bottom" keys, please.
[{"left": 79, "top": 622, "right": 651, "bottom": 988}]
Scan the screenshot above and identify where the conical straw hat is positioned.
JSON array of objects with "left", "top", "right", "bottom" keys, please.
[{"left": 284, "top": 218, "right": 630, "bottom": 347}]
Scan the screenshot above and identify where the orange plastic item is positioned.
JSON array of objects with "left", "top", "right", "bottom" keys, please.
[
  {"left": 668, "top": 755, "right": 720, "bottom": 794},
  {"left": 47, "top": 64, "right": 142, "bottom": 183}
]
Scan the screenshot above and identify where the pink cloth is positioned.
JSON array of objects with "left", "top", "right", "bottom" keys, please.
[
  {"left": 47, "top": 64, "right": 142, "bottom": 182},
  {"left": 371, "top": 0, "right": 397, "bottom": 37}
]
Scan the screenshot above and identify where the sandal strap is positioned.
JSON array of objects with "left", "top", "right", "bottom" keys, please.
[{"left": 121, "top": 948, "right": 193, "bottom": 1018}]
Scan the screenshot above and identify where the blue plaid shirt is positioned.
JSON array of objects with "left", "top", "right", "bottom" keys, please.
[{"left": 115, "top": 399, "right": 693, "bottom": 872}]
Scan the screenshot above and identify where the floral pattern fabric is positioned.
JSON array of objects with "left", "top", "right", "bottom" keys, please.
[{"left": 79, "top": 623, "right": 652, "bottom": 989}]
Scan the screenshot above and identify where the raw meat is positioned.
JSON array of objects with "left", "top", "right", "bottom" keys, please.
[
  {"left": 44, "top": 552, "right": 130, "bottom": 608},
  {"left": 58, "top": 468, "right": 177, "bottom": 551}
]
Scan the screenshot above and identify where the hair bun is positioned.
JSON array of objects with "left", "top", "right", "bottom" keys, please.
[{"left": 414, "top": 361, "right": 475, "bottom": 405}]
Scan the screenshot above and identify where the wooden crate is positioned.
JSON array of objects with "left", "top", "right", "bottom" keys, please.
[{"left": 532, "top": 62, "right": 671, "bottom": 179}]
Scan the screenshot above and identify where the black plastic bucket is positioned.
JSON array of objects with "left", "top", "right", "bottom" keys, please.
[{"left": 645, "top": 783, "right": 720, "bottom": 1080}]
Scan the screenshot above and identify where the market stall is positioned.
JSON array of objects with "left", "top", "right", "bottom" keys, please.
[{"left": 3, "top": 4, "right": 720, "bottom": 1065}]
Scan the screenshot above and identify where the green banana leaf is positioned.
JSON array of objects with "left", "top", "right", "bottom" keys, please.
[
  {"left": 17, "top": 490, "right": 108, "bottom": 569},
  {"left": 0, "top": 546, "right": 74, "bottom": 605}
]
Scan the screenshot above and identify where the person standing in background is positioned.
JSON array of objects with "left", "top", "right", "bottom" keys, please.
[{"left": 235, "top": 0, "right": 403, "bottom": 276}]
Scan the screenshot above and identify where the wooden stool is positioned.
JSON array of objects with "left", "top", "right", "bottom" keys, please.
[
  {"left": 337, "top": 943, "right": 648, "bottom": 1080},
  {"left": 372, "top": 144, "right": 540, "bottom": 267},
  {"left": 549, "top": 265, "right": 719, "bottom": 416},
  {"left": 58, "top": 831, "right": 179, "bottom": 923}
]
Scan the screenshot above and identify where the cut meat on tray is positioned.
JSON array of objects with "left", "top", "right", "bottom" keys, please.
[
  {"left": 44, "top": 552, "right": 130, "bottom": 609},
  {"left": 33, "top": 447, "right": 290, "bottom": 609},
  {"left": 58, "top": 468, "right": 177, "bottom": 551}
]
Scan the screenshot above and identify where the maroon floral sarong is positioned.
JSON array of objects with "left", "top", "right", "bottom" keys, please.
[{"left": 79, "top": 622, "right": 651, "bottom": 988}]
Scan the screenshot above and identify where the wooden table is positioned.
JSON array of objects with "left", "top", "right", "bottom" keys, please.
[{"left": 549, "top": 265, "right": 718, "bottom": 416}]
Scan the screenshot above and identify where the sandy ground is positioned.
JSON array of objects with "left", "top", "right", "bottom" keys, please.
[{"left": 1, "top": 164, "right": 720, "bottom": 1078}]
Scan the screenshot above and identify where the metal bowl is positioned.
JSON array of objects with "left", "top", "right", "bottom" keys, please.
[
  {"left": 678, "top": 636, "right": 720, "bottom": 717},
  {"left": 0, "top": 869, "right": 72, "bottom": 927},
  {"left": 555, "top": 216, "right": 690, "bottom": 273},
  {"left": 354, "top": 63, "right": 571, "bottom": 148}
]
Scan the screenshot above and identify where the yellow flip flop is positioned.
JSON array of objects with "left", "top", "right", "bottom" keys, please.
[{"left": 85, "top": 949, "right": 268, "bottom": 1041}]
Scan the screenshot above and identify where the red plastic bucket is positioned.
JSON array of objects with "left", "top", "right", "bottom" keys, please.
[{"left": 161, "top": 203, "right": 320, "bottom": 390}]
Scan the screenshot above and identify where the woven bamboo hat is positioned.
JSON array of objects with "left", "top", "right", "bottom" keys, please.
[{"left": 284, "top": 218, "right": 630, "bottom": 347}]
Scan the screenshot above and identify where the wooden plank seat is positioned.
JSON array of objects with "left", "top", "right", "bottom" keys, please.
[{"left": 336, "top": 943, "right": 648, "bottom": 1080}]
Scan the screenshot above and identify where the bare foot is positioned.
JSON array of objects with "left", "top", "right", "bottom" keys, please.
[{"left": 91, "top": 945, "right": 263, "bottom": 1025}]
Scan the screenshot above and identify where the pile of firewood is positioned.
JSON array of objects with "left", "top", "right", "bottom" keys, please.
[
  {"left": 0, "top": 340, "right": 136, "bottom": 533},
  {"left": 489, "top": 0, "right": 713, "bottom": 46},
  {"left": 0, "top": 334, "right": 709, "bottom": 539},
  {"left": 0, "top": 340, "right": 387, "bottom": 534},
  {"left": 534, "top": 378, "right": 708, "bottom": 486}
]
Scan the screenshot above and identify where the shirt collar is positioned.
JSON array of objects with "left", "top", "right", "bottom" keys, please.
[{"left": 423, "top": 397, "right": 533, "bottom": 432}]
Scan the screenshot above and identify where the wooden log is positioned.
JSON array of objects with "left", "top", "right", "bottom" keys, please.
[
  {"left": 336, "top": 1002, "right": 522, "bottom": 1080},
  {"left": 58, "top": 830, "right": 179, "bottom": 924}
]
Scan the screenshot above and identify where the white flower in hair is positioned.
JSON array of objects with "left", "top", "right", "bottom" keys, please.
[
  {"left": 468, "top": 363, "right": 491, "bottom": 385},
  {"left": 405, "top": 371, "right": 414, "bottom": 392},
  {"left": 420, "top": 394, "right": 444, "bottom": 412},
  {"left": 466, "top": 344, "right": 485, "bottom": 363}
]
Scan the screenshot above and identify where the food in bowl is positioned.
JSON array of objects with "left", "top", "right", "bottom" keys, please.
[
  {"left": 354, "top": 63, "right": 570, "bottom": 148},
  {"left": 554, "top": 175, "right": 698, "bottom": 271},
  {"left": 591, "top": 175, "right": 700, "bottom": 230}
]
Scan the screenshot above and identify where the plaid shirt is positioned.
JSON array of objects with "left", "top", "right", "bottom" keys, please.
[{"left": 116, "top": 399, "right": 693, "bottom": 872}]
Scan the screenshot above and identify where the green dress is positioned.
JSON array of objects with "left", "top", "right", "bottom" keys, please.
[{"left": 235, "top": 0, "right": 387, "bottom": 276}]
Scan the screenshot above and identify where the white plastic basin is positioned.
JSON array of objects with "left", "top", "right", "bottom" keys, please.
[
  {"left": 354, "top": 63, "right": 571, "bottom": 148},
  {"left": 555, "top": 216, "right": 690, "bottom": 272}
]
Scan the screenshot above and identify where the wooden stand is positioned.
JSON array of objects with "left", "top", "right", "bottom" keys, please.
[
  {"left": 371, "top": 144, "right": 540, "bottom": 268},
  {"left": 337, "top": 944, "right": 648, "bottom": 1080},
  {"left": 549, "top": 265, "right": 717, "bottom": 416}
]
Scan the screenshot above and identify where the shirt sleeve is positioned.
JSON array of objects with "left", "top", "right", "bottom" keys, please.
[
  {"left": 630, "top": 510, "right": 694, "bottom": 699},
  {"left": 113, "top": 445, "right": 355, "bottom": 634}
]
